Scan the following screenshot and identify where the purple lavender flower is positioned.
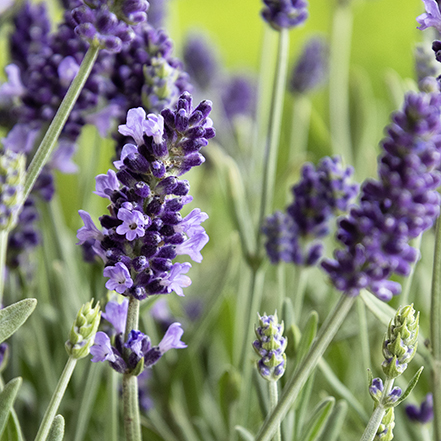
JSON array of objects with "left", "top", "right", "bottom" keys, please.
[
  {"left": 94, "top": 170, "right": 120, "bottom": 199},
  {"left": 157, "top": 322, "right": 187, "bottom": 352},
  {"left": 77, "top": 94, "right": 213, "bottom": 299},
  {"left": 290, "top": 37, "right": 328, "bottom": 94},
  {"left": 0, "top": 343, "right": 9, "bottom": 373},
  {"left": 91, "top": 322, "right": 186, "bottom": 374},
  {"left": 263, "top": 156, "right": 359, "bottom": 266},
  {"left": 183, "top": 33, "right": 219, "bottom": 90},
  {"left": 322, "top": 93, "right": 441, "bottom": 300},
  {"left": 417, "top": 0, "right": 441, "bottom": 32},
  {"left": 71, "top": 0, "right": 149, "bottom": 52},
  {"left": 221, "top": 74, "right": 256, "bottom": 120},
  {"left": 406, "top": 393, "right": 434, "bottom": 424},
  {"left": 90, "top": 331, "right": 119, "bottom": 363},
  {"left": 102, "top": 298, "right": 129, "bottom": 335},
  {"left": 103, "top": 262, "right": 134, "bottom": 294},
  {"left": 261, "top": 0, "right": 308, "bottom": 31},
  {"left": 0, "top": 65, "right": 26, "bottom": 105}
]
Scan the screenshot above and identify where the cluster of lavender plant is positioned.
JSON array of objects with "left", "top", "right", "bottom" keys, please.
[
  {"left": 1, "top": 0, "right": 441, "bottom": 439},
  {"left": 0, "top": 0, "right": 187, "bottom": 272}
]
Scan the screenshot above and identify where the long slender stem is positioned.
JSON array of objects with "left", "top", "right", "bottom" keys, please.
[
  {"left": 0, "top": 230, "right": 8, "bottom": 304},
  {"left": 123, "top": 296, "right": 141, "bottom": 441},
  {"left": 256, "top": 28, "right": 290, "bottom": 253},
  {"left": 268, "top": 382, "right": 281, "bottom": 441},
  {"left": 289, "top": 94, "right": 311, "bottom": 165},
  {"left": 255, "top": 294, "right": 356, "bottom": 441},
  {"left": 359, "top": 378, "right": 394, "bottom": 441},
  {"left": 329, "top": 3, "right": 353, "bottom": 165},
  {"left": 431, "top": 217, "right": 441, "bottom": 441},
  {"left": 23, "top": 44, "right": 100, "bottom": 204},
  {"left": 34, "top": 356, "right": 78, "bottom": 441}
]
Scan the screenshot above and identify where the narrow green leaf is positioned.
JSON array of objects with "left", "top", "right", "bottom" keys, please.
[
  {"left": 295, "top": 311, "right": 318, "bottom": 366},
  {"left": 4, "top": 410, "right": 24, "bottom": 441},
  {"left": 359, "top": 290, "right": 395, "bottom": 327},
  {"left": 301, "top": 397, "right": 335, "bottom": 441},
  {"left": 219, "top": 366, "right": 241, "bottom": 423},
  {"left": 393, "top": 366, "right": 424, "bottom": 407},
  {"left": 234, "top": 425, "right": 254, "bottom": 441},
  {"left": 0, "top": 377, "right": 22, "bottom": 437},
  {"left": 48, "top": 415, "right": 65, "bottom": 441},
  {"left": 0, "top": 299, "right": 37, "bottom": 344},
  {"left": 318, "top": 400, "right": 348, "bottom": 441}
]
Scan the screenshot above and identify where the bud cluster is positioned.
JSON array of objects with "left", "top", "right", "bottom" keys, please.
[{"left": 65, "top": 300, "right": 101, "bottom": 359}]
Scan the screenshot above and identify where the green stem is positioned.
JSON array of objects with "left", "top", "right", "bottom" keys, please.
[
  {"left": 289, "top": 94, "right": 312, "bottom": 164},
  {"left": 431, "top": 217, "right": 441, "bottom": 441},
  {"left": 255, "top": 294, "right": 356, "bottom": 441},
  {"left": 256, "top": 28, "right": 290, "bottom": 253},
  {"left": 123, "top": 296, "right": 141, "bottom": 441},
  {"left": 34, "top": 356, "right": 78, "bottom": 441},
  {"left": 293, "top": 266, "right": 309, "bottom": 322},
  {"left": 401, "top": 234, "right": 422, "bottom": 305},
  {"left": 359, "top": 378, "right": 394, "bottom": 441},
  {"left": 108, "top": 369, "right": 119, "bottom": 441},
  {"left": 268, "top": 382, "right": 281, "bottom": 441},
  {"left": 23, "top": 44, "right": 100, "bottom": 204},
  {"left": 357, "top": 299, "right": 371, "bottom": 372},
  {"left": 329, "top": 3, "right": 353, "bottom": 165},
  {"left": 0, "top": 230, "right": 8, "bottom": 304}
]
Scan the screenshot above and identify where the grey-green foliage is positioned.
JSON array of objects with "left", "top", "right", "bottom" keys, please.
[
  {"left": 0, "top": 298, "right": 37, "bottom": 344},
  {"left": 0, "top": 377, "right": 22, "bottom": 438}
]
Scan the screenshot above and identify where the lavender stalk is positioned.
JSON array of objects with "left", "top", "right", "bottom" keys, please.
[
  {"left": 431, "top": 217, "right": 441, "bottom": 440},
  {"left": 255, "top": 294, "right": 356, "bottom": 441},
  {"left": 23, "top": 44, "right": 99, "bottom": 204}
]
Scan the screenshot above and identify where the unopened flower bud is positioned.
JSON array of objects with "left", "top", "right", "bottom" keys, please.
[
  {"left": 0, "top": 149, "right": 25, "bottom": 231},
  {"left": 253, "top": 312, "right": 287, "bottom": 382},
  {"left": 66, "top": 299, "right": 101, "bottom": 359},
  {"left": 382, "top": 304, "right": 419, "bottom": 379}
]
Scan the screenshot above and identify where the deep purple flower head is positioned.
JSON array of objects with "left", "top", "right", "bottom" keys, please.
[
  {"left": 183, "top": 33, "right": 219, "bottom": 90},
  {"left": 261, "top": 0, "right": 308, "bottom": 31},
  {"left": 221, "top": 74, "right": 256, "bottom": 119},
  {"left": 417, "top": 0, "right": 441, "bottom": 32},
  {"left": 263, "top": 156, "right": 358, "bottom": 266},
  {"left": 72, "top": 0, "right": 149, "bottom": 52},
  {"left": 290, "top": 37, "right": 328, "bottom": 94},
  {"left": 406, "top": 393, "right": 434, "bottom": 424},
  {"left": 322, "top": 93, "right": 441, "bottom": 300}
]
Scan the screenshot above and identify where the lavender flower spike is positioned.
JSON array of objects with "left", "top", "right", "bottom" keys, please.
[
  {"left": 71, "top": 0, "right": 149, "bottom": 52},
  {"left": 322, "top": 93, "right": 441, "bottom": 300},
  {"left": 406, "top": 393, "right": 434, "bottom": 424},
  {"left": 102, "top": 298, "right": 129, "bottom": 335},
  {"left": 261, "top": 0, "right": 308, "bottom": 31},
  {"left": 417, "top": 0, "right": 441, "bottom": 32}
]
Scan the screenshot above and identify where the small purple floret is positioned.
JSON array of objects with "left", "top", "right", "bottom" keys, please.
[
  {"left": 158, "top": 322, "right": 187, "bottom": 353},
  {"left": 103, "top": 262, "right": 133, "bottom": 294},
  {"left": 417, "top": 0, "right": 441, "bottom": 32},
  {"left": 102, "top": 299, "right": 129, "bottom": 335}
]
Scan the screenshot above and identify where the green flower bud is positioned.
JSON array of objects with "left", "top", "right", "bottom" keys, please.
[
  {"left": 0, "top": 150, "right": 25, "bottom": 231},
  {"left": 382, "top": 304, "right": 419, "bottom": 379},
  {"left": 253, "top": 312, "right": 287, "bottom": 382},
  {"left": 65, "top": 300, "right": 101, "bottom": 359},
  {"left": 374, "top": 408, "right": 395, "bottom": 441}
]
